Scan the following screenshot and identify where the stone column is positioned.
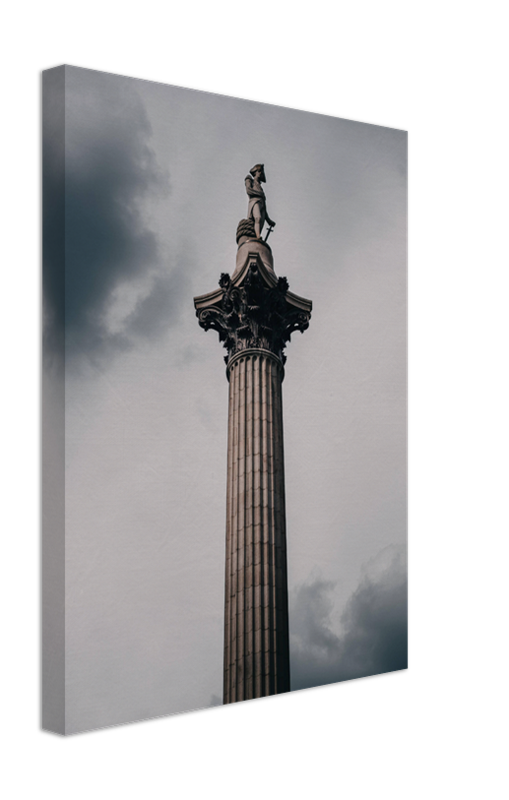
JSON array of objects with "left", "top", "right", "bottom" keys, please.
[
  {"left": 224, "top": 349, "right": 289, "bottom": 701},
  {"left": 194, "top": 243, "right": 311, "bottom": 703}
]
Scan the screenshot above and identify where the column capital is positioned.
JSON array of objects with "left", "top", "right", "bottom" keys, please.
[{"left": 194, "top": 251, "right": 312, "bottom": 366}]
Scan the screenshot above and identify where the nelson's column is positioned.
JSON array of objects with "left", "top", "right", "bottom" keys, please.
[{"left": 194, "top": 165, "right": 312, "bottom": 703}]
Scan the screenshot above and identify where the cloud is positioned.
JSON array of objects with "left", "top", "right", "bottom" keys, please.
[
  {"left": 290, "top": 544, "right": 407, "bottom": 691},
  {"left": 43, "top": 67, "right": 188, "bottom": 369}
]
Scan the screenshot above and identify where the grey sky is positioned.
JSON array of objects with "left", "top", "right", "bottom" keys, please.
[{"left": 58, "top": 66, "right": 407, "bottom": 733}]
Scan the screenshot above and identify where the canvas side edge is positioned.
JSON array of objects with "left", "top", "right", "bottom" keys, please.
[{"left": 41, "top": 65, "right": 66, "bottom": 735}]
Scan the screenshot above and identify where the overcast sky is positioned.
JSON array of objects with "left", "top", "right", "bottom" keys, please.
[{"left": 46, "top": 66, "right": 407, "bottom": 733}]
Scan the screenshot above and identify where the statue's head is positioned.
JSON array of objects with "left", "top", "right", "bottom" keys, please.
[{"left": 250, "top": 164, "right": 266, "bottom": 182}]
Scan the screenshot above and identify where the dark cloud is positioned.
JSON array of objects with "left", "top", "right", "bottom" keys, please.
[
  {"left": 290, "top": 545, "right": 407, "bottom": 690},
  {"left": 123, "top": 251, "right": 192, "bottom": 342},
  {"left": 44, "top": 67, "right": 187, "bottom": 369}
]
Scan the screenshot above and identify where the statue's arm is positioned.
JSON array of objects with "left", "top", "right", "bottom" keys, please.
[
  {"left": 266, "top": 215, "right": 276, "bottom": 227},
  {"left": 265, "top": 206, "right": 276, "bottom": 227},
  {"left": 245, "top": 176, "right": 264, "bottom": 198}
]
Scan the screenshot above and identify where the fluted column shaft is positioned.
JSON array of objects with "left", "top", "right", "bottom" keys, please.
[{"left": 223, "top": 348, "right": 290, "bottom": 703}]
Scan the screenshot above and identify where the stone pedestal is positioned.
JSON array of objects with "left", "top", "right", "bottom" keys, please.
[
  {"left": 233, "top": 239, "right": 275, "bottom": 279},
  {"left": 194, "top": 247, "right": 311, "bottom": 703}
]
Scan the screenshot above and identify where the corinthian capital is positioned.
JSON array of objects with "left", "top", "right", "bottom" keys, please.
[{"left": 194, "top": 251, "right": 312, "bottom": 367}]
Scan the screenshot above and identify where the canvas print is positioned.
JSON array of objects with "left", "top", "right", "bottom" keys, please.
[{"left": 42, "top": 66, "right": 407, "bottom": 734}]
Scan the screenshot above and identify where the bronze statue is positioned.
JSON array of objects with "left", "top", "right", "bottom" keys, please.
[{"left": 244, "top": 164, "right": 276, "bottom": 240}]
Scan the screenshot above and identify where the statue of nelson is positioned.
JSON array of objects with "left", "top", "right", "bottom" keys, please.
[{"left": 245, "top": 164, "right": 276, "bottom": 240}]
